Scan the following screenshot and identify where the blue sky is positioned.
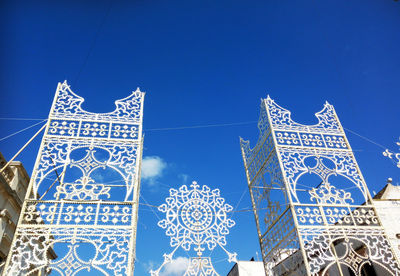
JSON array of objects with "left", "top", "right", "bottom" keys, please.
[{"left": 1, "top": 0, "right": 400, "bottom": 275}]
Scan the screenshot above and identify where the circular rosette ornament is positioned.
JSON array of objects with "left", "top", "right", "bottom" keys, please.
[
  {"left": 157, "top": 181, "right": 235, "bottom": 256},
  {"left": 152, "top": 181, "right": 237, "bottom": 276}
]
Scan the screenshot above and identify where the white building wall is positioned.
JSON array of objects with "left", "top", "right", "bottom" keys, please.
[
  {"left": 373, "top": 183, "right": 400, "bottom": 263},
  {"left": 227, "top": 261, "right": 265, "bottom": 276}
]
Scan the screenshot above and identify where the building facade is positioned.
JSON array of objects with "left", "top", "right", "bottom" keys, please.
[
  {"left": 0, "top": 152, "right": 29, "bottom": 272},
  {"left": 0, "top": 152, "right": 56, "bottom": 274}
]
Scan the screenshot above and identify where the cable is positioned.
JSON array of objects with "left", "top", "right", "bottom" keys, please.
[
  {"left": 0, "top": 119, "right": 47, "bottom": 142},
  {"left": 139, "top": 202, "right": 160, "bottom": 209},
  {"left": 0, "top": 123, "right": 47, "bottom": 174},
  {"left": 138, "top": 202, "right": 290, "bottom": 213},
  {"left": 45, "top": 150, "right": 64, "bottom": 199},
  {"left": 0, "top": 118, "right": 389, "bottom": 154},
  {"left": 343, "top": 126, "right": 389, "bottom": 150},
  {"left": 0, "top": 117, "right": 46, "bottom": 121},
  {"left": 145, "top": 121, "right": 257, "bottom": 132},
  {"left": 229, "top": 188, "right": 248, "bottom": 219},
  {"left": 39, "top": 170, "right": 66, "bottom": 200},
  {"left": 0, "top": 118, "right": 256, "bottom": 133},
  {"left": 232, "top": 203, "right": 290, "bottom": 213},
  {"left": 139, "top": 193, "right": 162, "bottom": 221},
  {"left": 74, "top": 0, "right": 113, "bottom": 87},
  {"left": 0, "top": 116, "right": 392, "bottom": 155}
]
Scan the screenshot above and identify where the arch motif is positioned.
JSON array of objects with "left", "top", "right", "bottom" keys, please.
[{"left": 7, "top": 227, "right": 131, "bottom": 276}]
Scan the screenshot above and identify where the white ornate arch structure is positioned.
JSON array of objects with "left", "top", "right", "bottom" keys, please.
[
  {"left": 3, "top": 81, "right": 145, "bottom": 275},
  {"left": 240, "top": 96, "right": 400, "bottom": 275}
]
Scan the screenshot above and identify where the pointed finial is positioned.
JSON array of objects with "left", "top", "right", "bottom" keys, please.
[
  {"left": 61, "top": 80, "right": 71, "bottom": 89},
  {"left": 265, "top": 94, "right": 274, "bottom": 103}
]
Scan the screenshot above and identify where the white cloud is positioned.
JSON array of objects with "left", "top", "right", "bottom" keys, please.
[
  {"left": 178, "top": 173, "right": 189, "bottom": 185},
  {"left": 141, "top": 156, "right": 167, "bottom": 184},
  {"left": 160, "top": 257, "right": 190, "bottom": 276},
  {"left": 143, "top": 260, "right": 156, "bottom": 273}
]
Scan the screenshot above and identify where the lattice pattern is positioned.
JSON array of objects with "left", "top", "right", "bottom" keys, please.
[
  {"left": 151, "top": 181, "right": 237, "bottom": 276},
  {"left": 301, "top": 228, "right": 399, "bottom": 276},
  {"left": 3, "top": 81, "right": 145, "bottom": 275},
  {"left": 7, "top": 227, "right": 131, "bottom": 276},
  {"left": 241, "top": 96, "right": 400, "bottom": 275}
]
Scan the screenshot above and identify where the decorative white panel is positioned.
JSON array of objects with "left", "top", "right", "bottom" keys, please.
[
  {"left": 151, "top": 181, "right": 237, "bottom": 276},
  {"left": 3, "top": 81, "right": 145, "bottom": 276},
  {"left": 241, "top": 96, "right": 400, "bottom": 275}
]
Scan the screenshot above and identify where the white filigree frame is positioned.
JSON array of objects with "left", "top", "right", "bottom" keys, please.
[
  {"left": 3, "top": 81, "right": 145, "bottom": 276},
  {"left": 151, "top": 181, "right": 237, "bottom": 276},
  {"left": 240, "top": 96, "right": 400, "bottom": 275}
]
